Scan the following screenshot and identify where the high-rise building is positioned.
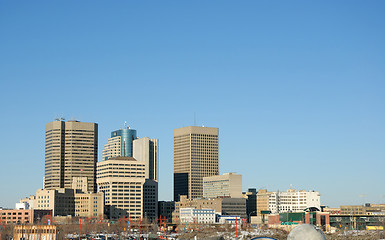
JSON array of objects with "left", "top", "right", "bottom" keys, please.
[
  {"left": 133, "top": 137, "right": 159, "bottom": 181},
  {"left": 44, "top": 120, "right": 98, "bottom": 193},
  {"left": 203, "top": 173, "right": 242, "bottom": 199},
  {"left": 173, "top": 126, "right": 219, "bottom": 201},
  {"left": 97, "top": 157, "right": 146, "bottom": 219},
  {"left": 102, "top": 126, "right": 137, "bottom": 160}
]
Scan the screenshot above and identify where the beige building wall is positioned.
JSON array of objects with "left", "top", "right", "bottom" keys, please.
[
  {"left": 256, "top": 189, "right": 272, "bottom": 216},
  {"left": 174, "top": 126, "right": 219, "bottom": 200},
  {"left": 102, "top": 136, "right": 121, "bottom": 160},
  {"left": 74, "top": 192, "right": 104, "bottom": 217},
  {"left": 35, "top": 188, "right": 75, "bottom": 216},
  {"left": 45, "top": 120, "right": 98, "bottom": 193},
  {"left": 133, "top": 137, "right": 159, "bottom": 181},
  {"left": 19, "top": 195, "right": 36, "bottom": 209},
  {"left": 72, "top": 177, "right": 88, "bottom": 193},
  {"left": 97, "top": 157, "right": 146, "bottom": 219},
  {"left": 203, "top": 172, "right": 242, "bottom": 199},
  {"left": 172, "top": 195, "right": 222, "bottom": 223},
  {"left": 14, "top": 225, "right": 57, "bottom": 240}
]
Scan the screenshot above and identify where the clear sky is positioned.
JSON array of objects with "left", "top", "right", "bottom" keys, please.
[{"left": 0, "top": 1, "right": 384, "bottom": 208}]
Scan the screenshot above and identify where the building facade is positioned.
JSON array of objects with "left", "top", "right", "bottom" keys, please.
[
  {"left": 35, "top": 188, "right": 75, "bottom": 216},
  {"left": 172, "top": 195, "right": 247, "bottom": 223},
  {"left": 14, "top": 225, "right": 57, "bottom": 240},
  {"left": 102, "top": 127, "right": 137, "bottom": 160},
  {"left": 44, "top": 120, "right": 98, "bottom": 193},
  {"left": 203, "top": 173, "right": 242, "bottom": 199},
  {"left": 143, "top": 179, "right": 158, "bottom": 222},
  {"left": 269, "top": 189, "right": 321, "bottom": 214},
  {"left": 174, "top": 126, "right": 219, "bottom": 201},
  {"left": 242, "top": 188, "right": 257, "bottom": 221},
  {"left": 0, "top": 209, "right": 52, "bottom": 224},
  {"left": 180, "top": 208, "right": 215, "bottom": 224},
  {"left": 158, "top": 201, "right": 175, "bottom": 223},
  {"left": 74, "top": 192, "right": 104, "bottom": 217},
  {"left": 97, "top": 157, "right": 146, "bottom": 219},
  {"left": 133, "top": 137, "right": 159, "bottom": 181}
]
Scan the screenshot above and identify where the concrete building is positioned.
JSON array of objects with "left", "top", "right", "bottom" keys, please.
[
  {"left": 217, "top": 215, "right": 242, "bottom": 224},
  {"left": 256, "top": 189, "right": 273, "bottom": 216},
  {"left": 19, "top": 195, "right": 36, "bottom": 210},
  {"left": 269, "top": 189, "right": 321, "bottom": 214},
  {"left": 143, "top": 179, "right": 158, "bottom": 221},
  {"left": 203, "top": 173, "right": 242, "bottom": 199},
  {"left": 0, "top": 209, "right": 52, "bottom": 224},
  {"left": 97, "top": 157, "right": 146, "bottom": 219},
  {"left": 44, "top": 120, "right": 98, "bottom": 193},
  {"left": 14, "top": 225, "right": 57, "bottom": 240},
  {"left": 74, "top": 192, "right": 104, "bottom": 217},
  {"left": 102, "top": 126, "right": 137, "bottom": 160},
  {"left": 34, "top": 188, "right": 103, "bottom": 218},
  {"left": 172, "top": 195, "right": 246, "bottom": 223},
  {"left": 268, "top": 212, "right": 330, "bottom": 232},
  {"left": 133, "top": 137, "right": 159, "bottom": 181},
  {"left": 242, "top": 188, "right": 257, "bottom": 221},
  {"left": 340, "top": 204, "right": 385, "bottom": 215},
  {"left": 222, "top": 198, "right": 247, "bottom": 219},
  {"left": 158, "top": 201, "right": 175, "bottom": 223},
  {"left": 174, "top": 126, "right": 219, "bottom": 201},
  {"left": 180, "top": 208, "right": 215, "bottom": 224},
  {"left": 35, "top": 188, "right": 75, "bottom": 216}
]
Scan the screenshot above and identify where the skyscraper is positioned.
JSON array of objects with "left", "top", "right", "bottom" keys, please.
[
  {"left": 133, "top": 137, "right": 159, "bottom": 181},
  {"left": 173, "top": 126, "right": 219, "bottom": 201},
  {"left": 44, "top": 120, "right": 98, "bottom": 193},
  {"left": 102, "top": 126, "right": 137, "bottom": 160}
]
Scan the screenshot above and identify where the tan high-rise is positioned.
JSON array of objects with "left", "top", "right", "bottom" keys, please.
[
  {"left": 173, "top": 126, "right": 219, "bottom": 201},
  {"left": 44, "top": 120, "right": 98, "bottom": 193},
  {"left": 97, "top": 157, "right": 146, "bottom": 219}
]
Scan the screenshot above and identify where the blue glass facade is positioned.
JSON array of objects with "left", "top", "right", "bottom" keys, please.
[{"left": 111, "top": 128, "right": 137, "bottom": 157}]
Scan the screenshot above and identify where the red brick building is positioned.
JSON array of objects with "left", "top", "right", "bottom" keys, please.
[{"left": 0, "top": 209, "right": 52, "bottom": 224}]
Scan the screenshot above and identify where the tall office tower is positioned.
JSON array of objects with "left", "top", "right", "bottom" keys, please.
[
  {"left": 97, "top": 157, "right": 146, "bottom": 219},
  {"left": 44, "top": 120, "right": 98, "bottom": 193},
  {"left": 133, "top": 137, "right": 159, "bottom": 181},
  {"left": 173, "top": 126, "right": 219, "bottom": 201},
  {"left": 102, "top": 126, "right": 137, "bottom": 160}
]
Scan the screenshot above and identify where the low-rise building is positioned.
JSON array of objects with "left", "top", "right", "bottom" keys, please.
[
  {"left": 158, "top": 201, "right": 175, "bottom": 223},
  {"left": 19, "top": 195, "right": 36, "bottom": 209},
  {"left": 268, "top": 212, "right": 330, "bottom": 232},
  {"left": 0, "top": 209, "right": 52, "bottom": 224},
  {"left": 35, "top": 188, "right": 75, "bottom": 216},
  {"left": 269, "top": 189, "right": 321, "bottom": 213},
  {"left": 14, "top": 225, "right": 57, "bottom": 240},
  {"left": 203, "top": 173, "right": 242, "bottom": 199},
  {"left": 180, "top": 208, "right": 215, "bottom": 224},
  {"left": 172, "top": 195, "right": 246, "bottom": 223},
  {"left": 74, "top": 191, "right": 104, "bottom": 217}
]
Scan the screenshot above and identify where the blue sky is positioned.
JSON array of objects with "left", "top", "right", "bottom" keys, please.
[{"left": 0, "top": 1, "right": 384, "bottom": 208}]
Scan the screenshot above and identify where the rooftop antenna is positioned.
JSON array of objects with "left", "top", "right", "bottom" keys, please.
[{"left": 124, "top": 121, "right": 127, "bottom": 128}]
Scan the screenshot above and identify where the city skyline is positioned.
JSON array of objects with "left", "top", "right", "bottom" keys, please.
[{"left": 1, "top": 1, "right": 384, "bottom": 209}]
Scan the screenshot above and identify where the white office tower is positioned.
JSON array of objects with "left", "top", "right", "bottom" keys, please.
[{"left": 133, "top": 137, "right": 159, "bottom": 181}]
